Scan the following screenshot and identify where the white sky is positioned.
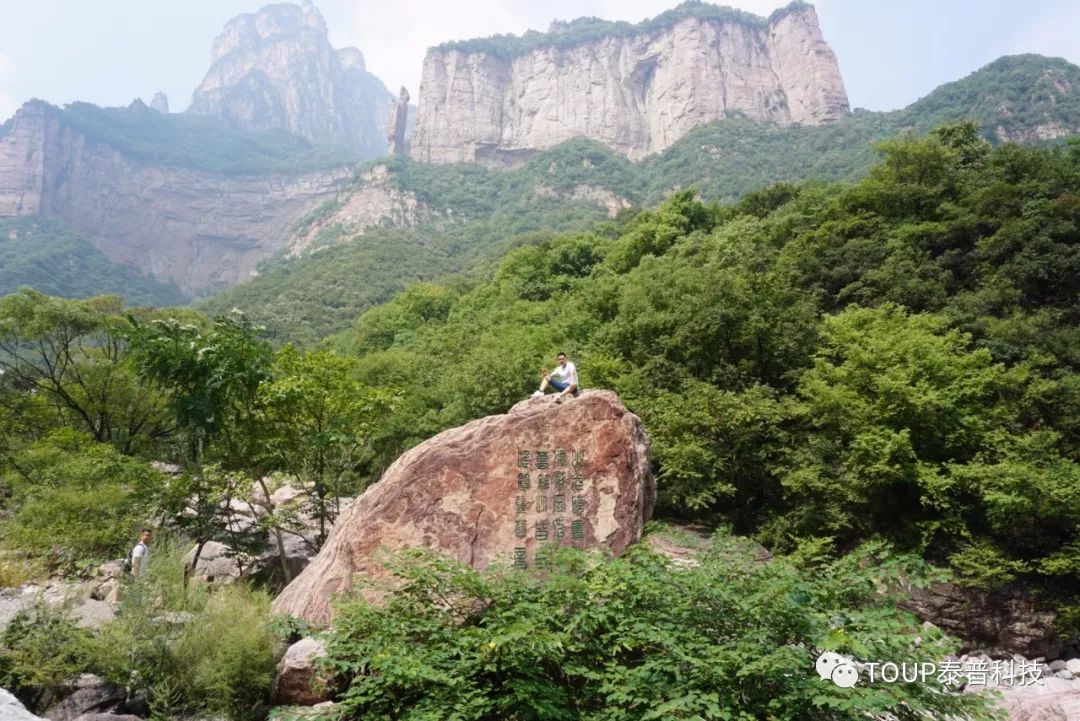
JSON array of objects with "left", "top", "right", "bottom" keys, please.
[{"left": 0, "top": 0, "right": 1078, "bottom": 123}]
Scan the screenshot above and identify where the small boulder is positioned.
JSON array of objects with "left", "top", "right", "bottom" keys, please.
[
  {"left": 274, "top": 637, "right": 329, "bottom": 706},
  {"left": 69, "top": 599, "right": 114, "bottom": 630},
  {"left": 1067, "top": 658, "right": 1080, "bottom": 675},
  {"left": 43, "top": 674, "right": 124, "bottom": 721}
]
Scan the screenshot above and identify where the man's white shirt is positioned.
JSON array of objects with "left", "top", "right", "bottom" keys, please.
[
  {"left": 131, "top": 542, "right": 149, "bottom": 576},
  {"left": 551, "top": 361, "right": 578, "bottom": 387}
]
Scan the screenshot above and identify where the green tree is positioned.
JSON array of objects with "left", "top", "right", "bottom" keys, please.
[
  {"left": 0, "top": 289, "right": 172, "bottom": 454},
  {"left": 260, "top": 347, "right": 395, "bottom": 546}
]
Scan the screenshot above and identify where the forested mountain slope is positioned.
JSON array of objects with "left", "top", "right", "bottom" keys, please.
[{"left": 204, "top": 55, "right": 1080, "bottom": 345}]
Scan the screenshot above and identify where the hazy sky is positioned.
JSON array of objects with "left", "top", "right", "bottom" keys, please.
[{"left": 1, "top": 0, "right": 1078, "bottom": 123}]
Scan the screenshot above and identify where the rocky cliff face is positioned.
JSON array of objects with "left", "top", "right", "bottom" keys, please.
[
  {"left": 287, "top": 164, "right": 426, "bottom": 256},
  {"left": 189, "top": 1, "right": 392, "bottom": 158},
  {"left": 411, "top": 1, "right": 849, "bottom": 163},
  {"left": 0, "top": 103, "right": 349, "bottom": 297}
]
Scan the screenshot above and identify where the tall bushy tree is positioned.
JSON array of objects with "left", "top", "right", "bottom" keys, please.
[{"left": 0, "top": 289, "right": 172, "bottom": 454}]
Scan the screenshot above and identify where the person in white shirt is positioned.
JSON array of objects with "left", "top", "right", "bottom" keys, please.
[
  {"left": 130, "top": 528, "right": 151, "bottom": 578},
  {"left": 535, "top": 352, "right": 580, "bottom": 403}
]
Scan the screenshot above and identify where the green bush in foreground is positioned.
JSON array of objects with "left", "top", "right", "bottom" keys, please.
[
  {"left": 0, "top": 543, "right": 282, "bottom": 721},
  {"left": 319, "top": 535, "right": 997, "bottom": 721}
]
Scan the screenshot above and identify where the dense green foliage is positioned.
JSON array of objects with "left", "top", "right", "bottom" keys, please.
[
  {"left": 0, "top": 544, "right": 281, "bottom": 720},
  {"left": 320, "top": 538, "right": 993, "bottom": 720},
  {"left": 202, "top": 192, "right": 612, "bottom": 345},
  {"left": 322, "top": 124, "right": 1080, "bottom": 621},
  {"left": 36, "top": 100, "right": 355, "bottom": 175},
  {"left": 1, "top": 430, "right": 161, "bottom": 570},
  {"left": 0, "top": 218, "right": 188, "bottom": 306},
  {"left": 435, "top": 0, "right": 804, "bottom": 57},
  {"left": 207, "top": 55, "right": 1080, "bottom": 345}
]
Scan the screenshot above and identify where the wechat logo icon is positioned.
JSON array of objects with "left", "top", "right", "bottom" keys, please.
[{"left": 816, "top": 651, "right": 860, "bottom": 688}]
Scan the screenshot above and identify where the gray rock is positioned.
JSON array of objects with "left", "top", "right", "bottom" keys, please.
[
  {"left": 1050, "top": 659, "right": 1068, "bottom": 672},
  {"left": 1053, "top": 669, "right": 1075, "bottom": 680},
  {"left": 183, "top": 541, "right": 244, "bottom": 584},
  {"left": 70, "top": 598, "right": 115, "bottom": 630},
  {"left": 0, "top": 687, "right": 44, "bottom": 720},
  {"left": 189, "top": 3, "right": 391, "bottom": 157},
  {"left": 43, "top": 674, "right": 124, "bottom": 721},
  {"left": 899, "top": 581, "right": 1062, "bottom": 659},
  {"left": 1068, "top": 658, "right": 1080, "bottom": 675},
  {"left": 72, "top": 715, "right": 143, "bottom": 721}
]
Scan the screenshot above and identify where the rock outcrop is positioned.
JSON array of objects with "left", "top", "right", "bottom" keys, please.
[
  {"left": 272, "top": 390, "right": 655, "bottom": 623},
  {"left": 410, "top": 1, "right": 849, "bottom": 164},
  {"left": 900, "top": 581, "right": 1062, "bottom": 659},
  {"left": 0, "top": 102, "right": 349, "bottom": 296},
  {"left": 287, "top": 164, "right": 426, "bottom": 255},
  {"left": 149, "top": 92, "right": 169, "bottom": 114},
  {"left": 387, "top": 87, "right": 410, "bottom": 156},
  {"left": 189, "top": 1, "right": 392, "bottom": 157}
]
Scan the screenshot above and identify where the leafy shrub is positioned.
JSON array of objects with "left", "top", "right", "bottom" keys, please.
[
  {"left": 172, "top": 586, "right": 280, "bottom": 720},
  {"left": 1, "top": 429, "right": 161, "bottom": 569},
  {"left": 93, "top": 543, "right": 280, "bottom": 721},
  {"left": 0, "top": 603, "right": 98, "bottom": 710},
  {"left": 319, "top": 538, "right": 995, "bottom": 720}
]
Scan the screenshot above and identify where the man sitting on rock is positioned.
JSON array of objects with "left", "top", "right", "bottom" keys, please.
[{"left": 534, "top": 352, "right": 580, "bottom": 403}]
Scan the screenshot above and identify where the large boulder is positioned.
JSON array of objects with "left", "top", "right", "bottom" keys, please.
[
  {"left": 272, "top": 390, "right": 654, "bottom": 623},
  {"left": 274, "top": 637, "right": 329, "bottom": 706}
]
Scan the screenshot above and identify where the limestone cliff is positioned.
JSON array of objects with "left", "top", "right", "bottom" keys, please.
[
  {"left": 0, "top": 102, "right": 349, "bottom": 297},
  {"left": 287, "top": 164, "right": 427, "bottom": 256},
  {"left": 411, "top": 1, "right": 849, "bottom": 163},
  {"left": 189, "top": 1, "right": 392, "bottom": 158}
]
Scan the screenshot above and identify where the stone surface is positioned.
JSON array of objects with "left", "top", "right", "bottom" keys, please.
[
  {"left": 991, "top": 677, "right": 1080, "bottom": 720},
  {"left": 72, "top": 715, "right": 143, "bottom": 721},
  {"left": 899, "top": 581, "right": 1061, "bottom": 659},
  {"left": 0, "top": 101, "right": 349, "bottom": 296},
  {"left": 184, "top": 540, "right": 245, "bottom": 584},
  {"left": 69, "top": 599, "right": 115, "bottom": 630},
  {"left": 387, "top": 87, "right": 410, "bottom": 156},
  {"left": 411, "top": 3, "right": 848, "bottom": 164},
  {"left": 0, "top": 687, "right": 44, "bottom": 721},
  {"left": 287, "top": 164, "right": 425, "bottom": 255},
  {"left": 1068, "top": 659, "right": 1080, "bottom": 675},
  {"left": 274, "top": 637, "right": 330, "bottom": 706},
  {"left": 149, "top": 92, "right": 169, "bottom": 113},
  {"left": 189, "top": 1, "right": 391, "bottom": 157},
  {"left": 43, "top": 675, "right": 124, "bottom": 721},
  {"left": 272, "top": 390, "right": 654, "bottom": 623}
]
